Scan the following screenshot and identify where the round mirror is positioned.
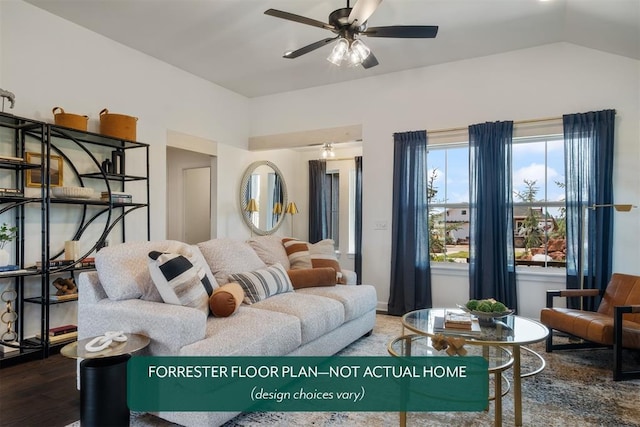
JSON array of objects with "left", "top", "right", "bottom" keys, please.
[{"left": 240, "top": 160, "right": 288, "bottom": 236}]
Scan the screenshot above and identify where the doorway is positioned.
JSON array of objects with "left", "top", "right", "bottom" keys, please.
[{"left": 166, "top": 146, "right": 214, "bottom": 244}]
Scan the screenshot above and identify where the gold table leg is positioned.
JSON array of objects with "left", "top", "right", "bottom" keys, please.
[{"left": 513, "top": 345, "right": 522, "bottom": 426}]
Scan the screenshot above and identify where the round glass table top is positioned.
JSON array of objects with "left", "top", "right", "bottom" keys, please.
[
  {"left": 388, "top": 334, "right": 514, "bottom": 372},
  {"left": 61, "top": 333, "right": 150, "bottom": 359},
  {"left": 402, "top": 308, "right": 549, "bottom": 345}
]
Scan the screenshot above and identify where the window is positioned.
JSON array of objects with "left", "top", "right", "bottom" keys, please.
[
  {"left": 427, "top": 135, "right": 566, "bottom": 267},
  {"left": 427, "top": 143, "right": 469, "bottom": 263}
]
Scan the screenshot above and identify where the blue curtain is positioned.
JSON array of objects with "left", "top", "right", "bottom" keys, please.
[
  {"left": 354, "top": 156, "right": 363, "bottom": 285},
  {"left": 563, "top": 109, "right": 616, "bottom": 310},
  {"left": 309, "top": 160, "right": 328, "bottom": 243},
  {"left": 469, "top": 121, "right": 517, "bottom": 312},
  {"left": 388, "top": 131, "right": 431, "bottom": 315}
]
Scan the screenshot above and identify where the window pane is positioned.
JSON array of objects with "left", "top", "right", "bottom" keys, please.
[
  {"left": 427, "top": 144, "right": 469, "bottom": 263},
  {"left": 513, "top": 137, "right": 566, "bottom": 268}
]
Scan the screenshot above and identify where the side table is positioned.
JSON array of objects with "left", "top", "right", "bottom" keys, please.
[{"left": 61, "top": 333, "right": 150, "bottom": 427}]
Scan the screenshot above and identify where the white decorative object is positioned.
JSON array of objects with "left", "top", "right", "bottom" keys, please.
[
  {"left": 0, "top": 249, "right": 9, "bottom": 267},
  {"left": 64, "top": 240, "right": 79, "bottom": 261},
  {"left": 51, "top": 186, "right": 94, "bottom": 199},
  {"left": 84, "top": 331, "right": 127, "bottom": 352}
]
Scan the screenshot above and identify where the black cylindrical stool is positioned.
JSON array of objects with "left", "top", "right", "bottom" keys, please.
[{"left": 80, "top": 354, "right": 131, "bottom": 427}]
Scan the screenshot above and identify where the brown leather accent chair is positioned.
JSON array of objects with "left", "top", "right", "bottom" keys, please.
[{"left": 540, "top": 273, "right": 640, "bottom": 381}]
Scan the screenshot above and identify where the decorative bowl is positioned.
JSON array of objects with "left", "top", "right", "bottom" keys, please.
[
  {"left": 456, "top": 304, "right": 514, "bottom": 325},
  {"left": 51, "top": 186, "right": 94, "bottom": 199}
]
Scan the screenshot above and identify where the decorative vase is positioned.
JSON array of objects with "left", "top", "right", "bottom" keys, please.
[{"left": 0, "top": 248, "right": 10, "bottom": 267}]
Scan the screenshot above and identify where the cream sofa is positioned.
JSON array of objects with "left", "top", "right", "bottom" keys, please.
[{"left": 77, "top": 236, "right": 377, "bottom": 427}]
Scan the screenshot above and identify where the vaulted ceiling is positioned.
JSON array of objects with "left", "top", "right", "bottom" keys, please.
[{"left": 26, "top": 0, "right": 640, "bottom": 98}]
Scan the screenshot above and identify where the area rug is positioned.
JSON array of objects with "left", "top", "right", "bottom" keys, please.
[{"left": 69, "top": 314, "right": 640, "bottom": 427}]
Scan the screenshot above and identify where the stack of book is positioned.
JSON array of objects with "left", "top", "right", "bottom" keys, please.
[
  {"left": 0, "top": 187, "right": 23, "bottom": 197},
  {"left": 78, "top": 257, "right": 95, "bottom": 268},
  {"left": 101, "top": 191, "right": 132, "bottom": 203},
  {"left": 0, "top": 154, "right": 24, "bottom": 163},
  {"left": 49, "top": 293, "right": 78, "bottom": 302},
  {"left": 35, "top": 259, "right": 75, "bottom": 269},
  {"left": 444, "top": 311, "right": 474, "bottom": 330},
  {"left": 35, "top": 324, "right": 78, "bottom": 344}
]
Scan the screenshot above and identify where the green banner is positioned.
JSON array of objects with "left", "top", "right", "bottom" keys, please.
[{"left": 128, "top": 356, "right": 488, "bottom": 412}]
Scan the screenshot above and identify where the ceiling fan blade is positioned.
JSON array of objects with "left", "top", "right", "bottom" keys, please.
[
  {"left": 361, "top": 52, "right": 379, "bottom": 69},
  {"left": 265, "top": 9, "right": 335, "bottom": 31},
  {"left": 283, "top": 37, "right": 339, "bottom": 59},
  {"left": 348, "top": 0, "right": 383, "bottom": 28},
  {"left": 363, "top": 25, "right": 439, "bottom": 38}
]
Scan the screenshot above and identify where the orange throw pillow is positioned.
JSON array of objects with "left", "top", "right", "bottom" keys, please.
[
  {"left": 209, "top": 282, "right": 244, "bottom": 317},
  {"left": 287, "top": 267, "right": 337, "bottom": 289}
]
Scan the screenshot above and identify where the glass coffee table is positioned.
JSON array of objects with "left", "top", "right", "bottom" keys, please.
[
  {"left": 388, "top": 334, "right": 514, "bottom": 427},
  {"left": 402, "top": 308, "right": 549, "bottom": 427}
]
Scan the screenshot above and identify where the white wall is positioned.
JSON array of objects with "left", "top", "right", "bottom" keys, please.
[{"left": 250, "top": 43, "right": 640, "bottom": 317}]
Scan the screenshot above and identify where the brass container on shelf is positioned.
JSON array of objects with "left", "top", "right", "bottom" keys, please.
[
  {"left": 99, "top": 108, "right": 137, "bottom": 141},
  {"left": 52, "top": 107, "right": 88, "bottom": 131}
]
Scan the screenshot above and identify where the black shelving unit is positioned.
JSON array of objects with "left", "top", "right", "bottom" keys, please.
[{"left": 0, "top": 113, "right": 150, "bottom": 366}]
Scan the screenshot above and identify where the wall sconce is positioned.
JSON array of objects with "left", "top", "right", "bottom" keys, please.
[
  {"left": 245, "top": 198, "right": 259, "bottom": 236},
  {"left": 579, "top": 203, "right": 637, "bottom": 308},
  {"left": 285, "top": 201, "right": 298, "bottom": 237}
]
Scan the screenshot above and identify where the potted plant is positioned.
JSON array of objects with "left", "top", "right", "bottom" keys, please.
[{"left": 0, "top": 223, "right": 17, "bottom": 267}]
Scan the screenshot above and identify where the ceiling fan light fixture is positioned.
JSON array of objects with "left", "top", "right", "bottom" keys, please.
[
  {"left": 327, "top": 38, "right": 349, "bottom": 65},
  {"left": 321, "top": 143, "right": 336, "bottom": 158},
  {"left": 351, "top": 39, "right": 370, "bottom": 61}
]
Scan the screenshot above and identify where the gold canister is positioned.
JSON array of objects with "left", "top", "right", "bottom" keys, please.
[{"left": 52, "top": 107, "right": 88, "bottom": 131}]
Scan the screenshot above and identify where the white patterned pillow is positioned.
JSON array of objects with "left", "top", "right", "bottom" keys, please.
[
  {"left": 148, "top": 251, "right": 215, "bottom": 316},
  {"left": 229, "top": 263, "right": 293, "bottom": 304}
]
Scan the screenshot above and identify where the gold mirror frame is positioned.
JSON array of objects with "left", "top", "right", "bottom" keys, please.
[{"left": 239, "top": 160, "right": 288, "bottom": 236}]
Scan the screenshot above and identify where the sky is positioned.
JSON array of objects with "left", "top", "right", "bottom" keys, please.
[{"left": 427, "top": 136, "right": 566, "bottom": 212}]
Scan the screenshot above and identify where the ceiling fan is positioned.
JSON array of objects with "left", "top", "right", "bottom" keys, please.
[{"left": 264, "top": 0, "right": 438, "bottom": 69}]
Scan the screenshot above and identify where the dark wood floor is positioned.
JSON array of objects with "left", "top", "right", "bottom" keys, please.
[{"left": 0, "top": 354, "right": 79, "bottom": 427}]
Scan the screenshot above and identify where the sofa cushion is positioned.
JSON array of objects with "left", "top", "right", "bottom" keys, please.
[
  {"left": 287, "top": 267, "right": 336, "bottom": 289},
  {"left": 179, "top": 306, "right": 302, "bottom": 356},
  {"left": 229, "top": 263, "right": 293, "bottom": 304},
  {"left": 295, "top": 284, "right": 377, "bottom": 322},
  {"left": 252, "top": 292, "right": 345, "bottom": 344},
  {"left": 209, "top": 282, "right": 244, "bottom": 317},
  {"left": 95, "top": 240, "right": 217, "bottom": 301},
  {"left": 309, "top": 239, "right": 346, "bottom": 284},
  {"left": 148, "top": 251, "right": 214, "bottom": 316},
  {"left": 247, "top": 236, "right": 290, "bottom": 269},
  {"left": 282, "top": 238, "right": 313, "bottom": 269},
  {"left": 197, "top": 238, "right": 266, "bottom": 285}
]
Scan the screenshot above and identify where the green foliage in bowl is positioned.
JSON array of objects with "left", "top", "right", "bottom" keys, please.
[{"left": 465, "top": 298, "right": 509, "bottom": 314}]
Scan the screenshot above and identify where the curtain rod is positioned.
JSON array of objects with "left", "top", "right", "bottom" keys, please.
[{"left": 426, "top": 116, "right": 563, "bottom": 135}]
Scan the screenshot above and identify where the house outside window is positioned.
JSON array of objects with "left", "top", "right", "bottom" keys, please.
[{"left": 427, "top": 135, "right": 566, "bottom": 267}]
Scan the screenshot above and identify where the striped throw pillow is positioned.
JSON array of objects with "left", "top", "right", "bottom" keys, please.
[
  {"left": 282, "top": 238, "right": 313, "bottom": 269},
  {"left": 148, "top": 251, "right": 214, "bottom": 316},
  {"left": 229, "top": 263, "right": 293, "bottom": 304}
]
